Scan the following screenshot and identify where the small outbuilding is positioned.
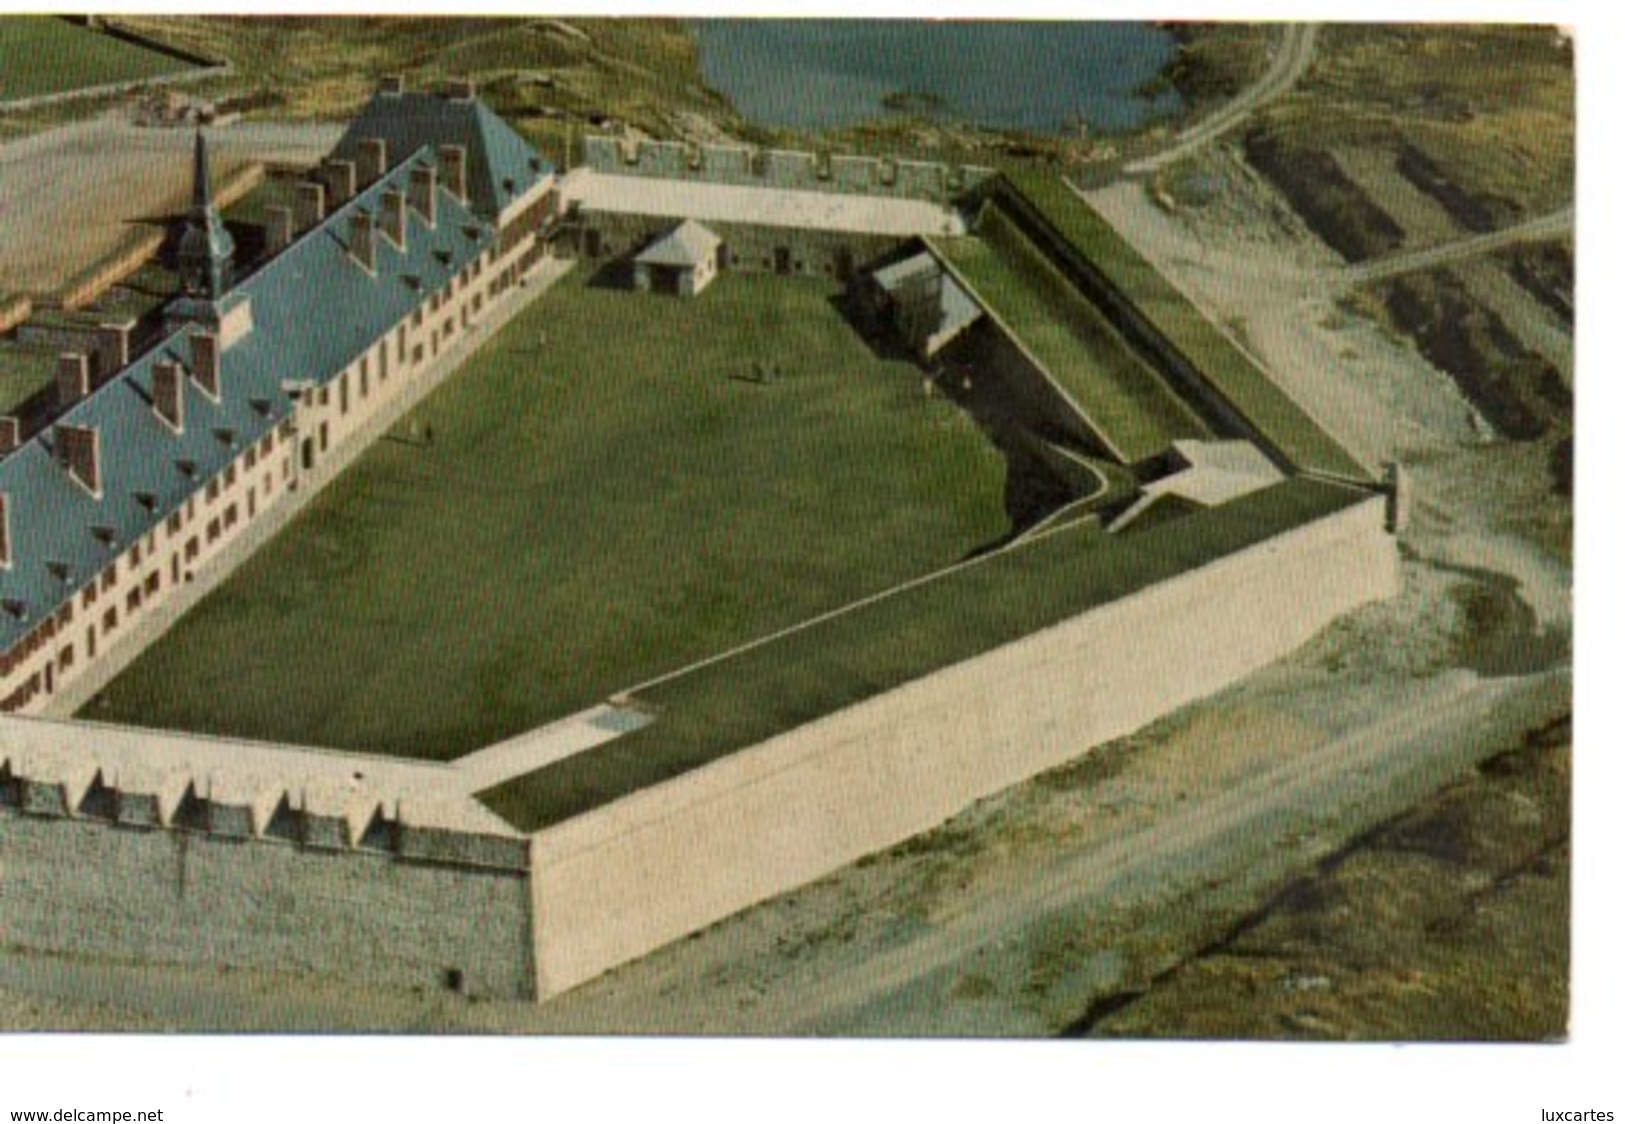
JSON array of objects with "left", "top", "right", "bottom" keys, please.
[
  {"left": 633, "top": 220, "right": 723, "bottom": 297},
  {"left": 864, "top": 249, "right": 983, "bottom": 359}
]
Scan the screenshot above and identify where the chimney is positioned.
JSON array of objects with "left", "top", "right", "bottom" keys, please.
[
  {"left": 55, "top": 424, "right": 101, "bottom": 496},
  {"left": 265, "top": 205, "right": 294, "bottom": 254},
  {"left": 358, "top": 137, "right": 388, "bottom": 183},
  {"left": 322, "top": 158, "right": 357, "bottom": 205},
  {"left": 153, "top": 361, "right": 185, "bottom": 433},
  {"left": 379, "top": 74, "right": 405, "bottom": 96},
  {"left": 381, "top": 188, "right": 407, "bottom": 248},
  {"left": 56, "top": 353, "right": 90, "bottom": 407},
  {"left": 349, "top": 210, "right": 376, "bottom": 273},
  {"left": 191, "top": 332, "right": 220, "bottom": 400},
  {"left": 96, "top": 320, "right": 133, "bottom": 377},
  {"left": 0, "top": 492, "right": 10, "bottom": 569},
  {"left": 438, "top": 145, "right": 467, "bottom": 205},
  {"left": 409, "top": 164, "right": 438, "bottom": 229},
  {"left": 0, "top": 417, "right": 19, "bottom": 456},
  {"left": 445, "top": 78, "right": 476, "bottom": 101},
  {"left": 296, "top": 181, "right": 326, "bottom": 230}
]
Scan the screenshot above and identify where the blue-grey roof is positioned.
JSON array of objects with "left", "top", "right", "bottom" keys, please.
[
  {"left": 332, "top": 90, "right": 553, "bottom": 221},
  {"left": 0, "top": 146, "right": 492, "bottom": 650}
]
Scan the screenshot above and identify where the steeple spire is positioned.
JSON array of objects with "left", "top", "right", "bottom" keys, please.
[
  {"left": 176, "top": 128, "right": 235, "bottom": 301},
  {"left": 191, "top": 127, "right": 214, "bottom": 213}
]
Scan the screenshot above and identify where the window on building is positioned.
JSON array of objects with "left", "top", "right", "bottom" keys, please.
[
  {"left": 126, "top": 587, "right": 141, "bottom": 614},
  {"left": 103, "top": 607, "right": 117, "bottom": 634},
  {"left": 59, "top": 644, "right": 74, "bottom": 673},
  {"left": 145, "top": 572, "right": 159, "bottom": 598},
  {"left": 246, "top": 446, "right": 257, "bottom": 470},
  {"left": 225, "top": 464, "right": 236, "bottom": 489},
  {"left": 101, "top": 569, "right": 115, "bottom": 594},
  {"left": 130, "top": 542, "right": 142, "bottom": 567},
  {"left": 261, "top": 434, "right": 275, "bottom": 458},
  {"left": 185, "top": 537, "right": 199, "bottom": 562},
  {"left": 206, "top": 518, "right": 220, "bottom": 544},
  {"left": 206, "top": 479, "right": 220, "bottom": 504}
]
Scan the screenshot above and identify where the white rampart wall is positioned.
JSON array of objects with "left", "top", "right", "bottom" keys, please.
[
  {"left": 0, "top": 810, "right": 536, "bottom": 998},
  {"left": 528, "top": 494, "right": 1398, "bottom": 996}
]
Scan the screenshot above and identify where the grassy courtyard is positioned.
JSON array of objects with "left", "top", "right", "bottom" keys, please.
[
  {"left": 0, "top": 18, "right": 193, "bottom": 102},
  {"left": 90, "top": 271, "right": 1010, "bottom": 758}
]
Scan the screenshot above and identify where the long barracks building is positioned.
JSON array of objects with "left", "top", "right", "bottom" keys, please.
[{"left": 0, "top": 79, "right": 556, "bottom": 712}]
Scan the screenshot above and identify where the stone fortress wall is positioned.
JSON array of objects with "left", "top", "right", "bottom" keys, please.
[
  {"left": 0, "top": 792, "right": 536, "bottom": 999},
  {"left": 0, "top": 489, "right": 1397, "bottom": 1002},
  {"left": 528, "top": 491, "right": 1398, "bottom": 995},
  {"left": 581, "top": 136, "right": 996, "bottom": 205},
  {"left": 574, "top": 209, "right": 903, "bottom": 283},
  {"left": 1, "top": 711, "right": 538, "bottom": 998}
]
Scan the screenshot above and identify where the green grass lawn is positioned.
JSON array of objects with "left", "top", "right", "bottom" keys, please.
[
  {"left": 937, "top": 205, "right": 1209, "bottom": 463},
  {"left": 90, "top": 271, "right": 1010, "bottom": 758},
  {"left": 0, "top": 18, "right": 192, "bottom": 102},
  {"left": 1002, "top": 169, "right": 1372, "bottom": 481}
]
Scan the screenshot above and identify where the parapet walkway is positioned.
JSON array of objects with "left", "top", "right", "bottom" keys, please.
[{"left": 448, "top": 704, "right": 651, "bottom": 795}]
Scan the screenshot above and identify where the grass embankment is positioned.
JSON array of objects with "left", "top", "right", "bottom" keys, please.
[
  {"left": 0, "top": 17, "right": 193, "bottom": 102},
  {"left": 0, "top": 344, "right": 54, "bottom": 416},
  {"left": 91, "top": 272, "right": 1010, "bottom": 757},
  {"left": 937, "top": 205, "right": 1208, "bottom": 464},
  {"left": 480, "top": 476, "right": 1368, "bottom": 831},
  {"left": 1002, "top": 169, "right": 1370, "bottom": 480}
]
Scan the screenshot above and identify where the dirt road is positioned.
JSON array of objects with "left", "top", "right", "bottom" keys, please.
[
  {"left": 1125, "top": 23, "right": 1319, "bottom": 176},
  {"left": 1341, "top": 205, "right": 1575, "bottom": 286}
]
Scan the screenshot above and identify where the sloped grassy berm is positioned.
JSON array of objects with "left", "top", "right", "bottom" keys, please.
[
  {"left": 999, "top": 169, "right": 1369, "bottom": 482},
  {"left": 480, "top": 475, "right": 1368, "bottom": 831},
  {"left": 0, "top": 17, "right": 197, "bottom": 102},
  {"left": 91, "top": 272, "right": 1010, "bottom": 756}
]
